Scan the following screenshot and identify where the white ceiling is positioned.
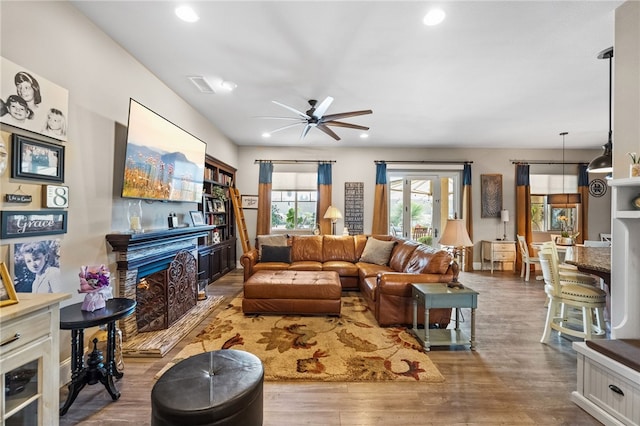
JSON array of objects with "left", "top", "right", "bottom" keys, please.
[{"left": 71, "top": 1, "right": 622, "bottom": 150}]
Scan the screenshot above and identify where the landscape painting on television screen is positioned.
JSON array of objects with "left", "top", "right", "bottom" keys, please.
[{"left": 122, "top": 99, "right": 205, "bottom": 203}]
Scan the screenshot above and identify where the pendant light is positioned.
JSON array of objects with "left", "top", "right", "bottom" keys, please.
[
  {"left": 587, "top": 47, "right": 614, "bottom": 174},
  {"left": 548, "top": 132, "right": 582, "bottom": 205}
]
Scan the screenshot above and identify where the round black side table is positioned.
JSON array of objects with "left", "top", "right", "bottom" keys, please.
[{"left": 59, "top": 297, "right": 136, "bottom": 416}]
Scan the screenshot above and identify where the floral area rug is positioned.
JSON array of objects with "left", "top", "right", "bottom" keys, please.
[{"left": 156, "top": 293, "right": 444, "bottom": 382}]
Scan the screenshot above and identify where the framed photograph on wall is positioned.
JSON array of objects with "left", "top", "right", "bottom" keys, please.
[
  {"left": 241, "top": 195, "right": 258, "bottom": 210},
  {"left": 0, "top": 210, "right": 68, "bottom": 239},
  {"left": 481, "top": 174, "right": 503, "bottom": 218},
  {"left": 0, "top": 262, "right": 19, "bottom": 307},
  {"left": 0, "top": 56, "right": 69, "bottom": 141},
  {"left": 11, "top": 134, "right": 65, "bottom": 182},
  {"left": 189, "top": 210, "right": 205, "bottom": 226},
  {"left": 0, "top": 57, "right": 69, "bottom": 141}
]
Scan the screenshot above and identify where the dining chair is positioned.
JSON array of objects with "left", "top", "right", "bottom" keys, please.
[
  {"left": 539, "top": 241, "right": 598, "bottom": 284},
  {"left": 516, "top": 235, "right": 540, "bottom": 282},
  {"left": 600, "top": 233, "right": 612, "bottom": 243},
  {"left": 539, "top": 251, "right": 607, "bottom": 343}
]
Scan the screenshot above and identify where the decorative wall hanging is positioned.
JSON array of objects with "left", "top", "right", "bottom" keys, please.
[
  {"left": 241, "top": 195, "right": 259, "bottom": 210},
  {"left": 481, "top": 174, "right": 503, "bottom": 218},
  {"left": 41, "top": 184, "right": 69, "bottom": 208},
  {"left": 11, "top": 134, "right": 65, "bottom": 182},
  {"left": 1, "top": 210, "right": 68, "bottom": 239},
  {"left": 344, "top": 182, "right": 364, "bottom": 235},
  {"left": 588, "top": 179, "right": 607, "bottom": 198},
  {"left": 1, "top": 57, "right": 69, "bottom": 142}
]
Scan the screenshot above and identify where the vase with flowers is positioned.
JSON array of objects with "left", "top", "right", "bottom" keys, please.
[
  {"left": 628, "top": 152, "right": 640, "bottom": 178},
  {"left": 78, "top": 264, "right": 113, "bottom": 311},
  {"left": 556, "top": 215, "right": 579, "bottom": 245}
]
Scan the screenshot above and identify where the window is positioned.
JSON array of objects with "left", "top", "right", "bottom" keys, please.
[
  {"left": 530, "top": 174, "right": 580, "bottom": 233},
  {"left": 270, "top": 172, "right": 317, "bottom": 231}
]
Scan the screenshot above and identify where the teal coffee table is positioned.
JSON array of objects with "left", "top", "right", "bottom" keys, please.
[{"left": 411, "top": 283, "right": 478, "bottom": 352}]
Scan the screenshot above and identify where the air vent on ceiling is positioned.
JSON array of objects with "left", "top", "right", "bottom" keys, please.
[{"left": 188, "top": 76, "right": 215, "bottom": 94}]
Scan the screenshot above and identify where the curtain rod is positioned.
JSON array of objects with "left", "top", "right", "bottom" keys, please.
[
  {"left": 374, "top": 160, "right": 473, "bottom": 165},
  {"left": 254, "top": 160, "right": 336, "bottom": 164},
  {"left": 511, "top": 160, "right": 589, "bottom": 165}
]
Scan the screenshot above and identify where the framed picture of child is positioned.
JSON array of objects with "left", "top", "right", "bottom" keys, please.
[
  {"left": 12, "top": 239, "right": 61, "bottom": 293},
  {"left": 1, "top": 57, "right": 69, "bottom": 142}
]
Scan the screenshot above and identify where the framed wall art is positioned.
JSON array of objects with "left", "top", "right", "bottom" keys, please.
[
  {"left": 481, "top": 174, "right": 503, "bottom": 218},
  {"left": 0, "top": 210, "right": 68, "bottom": 239},
  {"left": 1, "top": 56, "right": 69, "bottom": 141},
  {"left": 11, "top": 134, "right": 65, "bottom": 182},
  {"left": 213, "top": 199, "right": 225, "bottom": 213},
  {"left": 0, "top": 262, "right": 19, "bottom": 307},
  {"left": 189, "top": 210, "right": 205, "bottom": 226},
  {"left": 241, "top": 195, "right": 259, "bottom": 210}
]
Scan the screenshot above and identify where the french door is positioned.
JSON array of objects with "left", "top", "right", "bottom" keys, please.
[{"left": 389, "top": 173, "right": 459, "bottom": 245}]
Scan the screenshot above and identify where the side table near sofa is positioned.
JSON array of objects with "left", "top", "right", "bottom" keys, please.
[{"left": 411, "top": 283, "right": 478, "bottom": 352}]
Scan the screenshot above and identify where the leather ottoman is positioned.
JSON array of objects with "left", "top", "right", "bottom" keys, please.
[
  {"left": 242, "top": 270, "right": 341, "bottom": 316},
  {"left": 151, "top": 350, "right": 264, "bottom": 426}
]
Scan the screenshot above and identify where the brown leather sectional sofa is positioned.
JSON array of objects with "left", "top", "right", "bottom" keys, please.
[{"left": 239, "top": 235, "right": 457, "bottom": 328}]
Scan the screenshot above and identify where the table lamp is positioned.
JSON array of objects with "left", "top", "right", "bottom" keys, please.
[
  {"left": 439, "top": 218, "right": 473, "bottom": 288},
  {"left": 501, "top": 209, "right": 509, "bottom": 241},
  {"left": 323, "top": 205, "right": 342, "bottom": 235}
]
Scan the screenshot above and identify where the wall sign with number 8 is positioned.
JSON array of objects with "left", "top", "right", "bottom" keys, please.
[{"left": 42, "top": 184, "right": 69, "bottom": 208}]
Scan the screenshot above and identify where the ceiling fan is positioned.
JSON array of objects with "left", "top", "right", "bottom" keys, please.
[{"left": 264, "top": 96, "right": 372, "bottom": 141}]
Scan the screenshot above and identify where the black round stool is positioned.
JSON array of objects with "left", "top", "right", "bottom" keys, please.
[{"left": 151, "top": 350, "right": 264, "bottom": 426}]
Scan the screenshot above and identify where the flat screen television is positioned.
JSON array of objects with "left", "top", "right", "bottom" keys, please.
[{"left": 122, "top": 99, "right": 206, "bottom": 203}]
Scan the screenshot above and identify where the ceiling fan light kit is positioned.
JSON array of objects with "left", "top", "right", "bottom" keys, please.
[{"left": 265, "top": 96, "right": 372, "bottom": 141}]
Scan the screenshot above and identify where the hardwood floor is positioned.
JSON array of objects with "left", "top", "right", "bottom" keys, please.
[{"left": 59, "top": 268, "right": 602, "bottom": 425}]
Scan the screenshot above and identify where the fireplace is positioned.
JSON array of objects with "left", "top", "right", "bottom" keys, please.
[
  {"left": 136, "top": 250, "right": 197, "bottom": 333},
  {"left": 106, "top": 226, "right": 214, "bottom": 341}
]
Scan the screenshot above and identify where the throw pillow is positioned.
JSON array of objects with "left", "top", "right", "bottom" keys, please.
[
  {"left": 359, "top": 238, "right": 396, "bottom": 266},
  {"left": 261, "top": 245, "right": 291, "bottom": 263},
  {"left": 257, "top": 234, "right": 288, "bottom": 259}
]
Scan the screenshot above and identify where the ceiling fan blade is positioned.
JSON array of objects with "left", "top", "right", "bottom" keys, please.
[
  {"left": 300, "top": 124, "right": 313, "bottom": 140},
  {"left": 316, "top": 124, "right": 341, "bottom": 141},
  {"left": 255, "top": 116, "right": 306, "bottom": 121},
  {"left": 268, "top": 122, "right": 304, "bottom": 134},
  {"left": 272, "top": 100, "right": 310, "bottom": 119},
  {"left": 322, "top": 109, "right": 373, "bottom": 121},
  {"left": 323, "top": 120, "right": 369, "bottom": 131},
  {"left": 312, "top": 96, "right": 334, "bottom": 119}
]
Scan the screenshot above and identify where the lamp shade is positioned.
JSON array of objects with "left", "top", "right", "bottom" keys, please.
[
  {"left": 439, "top": 219, "right": 473, "bottom": 247},
  {"left": 500, "top": 209, "right": 509, "bottom": 223},
  {"left": 323, "top": 205, "right": 342, "bottom": 221},
  {"left": 587, "top": 139, "right": 613, "bottom": 173}
]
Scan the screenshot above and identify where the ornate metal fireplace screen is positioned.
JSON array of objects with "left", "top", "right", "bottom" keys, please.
[{"left": 135, "top": 250, "right": 197, "bottom": 333}]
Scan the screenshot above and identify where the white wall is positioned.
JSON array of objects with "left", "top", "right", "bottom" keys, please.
[
  {"left": 0, "top": 1, "right": 238, "bottom": 307},
  {"left": 236, "top": 145, "right": 611, "bottom": 263}
]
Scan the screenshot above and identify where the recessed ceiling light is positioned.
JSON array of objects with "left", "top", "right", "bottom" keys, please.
[
  {"left": 423, "top": 8, "right": 445, "bottom": 26},
  {"left": 175, "top": 5, "right": 199, "bottom": 23},
  {"left": 262, "top": 132, "right": 271, "bottom": 138},
  {"left": 219, "top": 80, "right": 238, "bottom": 92},
  {"left": 360, "top": 133, "right": 369, "bottom": 139}
]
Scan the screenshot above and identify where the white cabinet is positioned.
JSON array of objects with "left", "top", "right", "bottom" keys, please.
[
  {"left": 573, "top": 342, "right": 640, "bottom": 426},
  {"left": 1, "top": 293, "right": 70, "bottom": 426}
]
